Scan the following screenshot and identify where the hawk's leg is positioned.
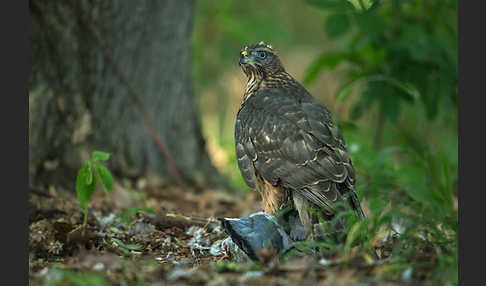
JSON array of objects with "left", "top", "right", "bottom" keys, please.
[
  {"left": 293, "top": 192, "right": 346, "bottom": 243},
  {"left": 292, "top": 193, "right": 313, "bottom": 233}
]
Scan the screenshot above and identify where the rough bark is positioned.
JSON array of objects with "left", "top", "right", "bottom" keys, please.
[{"left": 29, "top": 0, "right": 221, "bottom": 190}]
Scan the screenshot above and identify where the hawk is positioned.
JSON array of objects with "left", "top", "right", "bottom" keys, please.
[{"left": 235, "top": 42, "right": 365, "bottom": 239}]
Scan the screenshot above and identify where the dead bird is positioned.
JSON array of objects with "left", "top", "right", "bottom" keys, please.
[{"left": 218, "top": 211, "right": 310, "bottom": 262}]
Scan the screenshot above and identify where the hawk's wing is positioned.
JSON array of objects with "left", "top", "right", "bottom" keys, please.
[{"left": 235, "top": 89, "right": 363, "bottom": 217}]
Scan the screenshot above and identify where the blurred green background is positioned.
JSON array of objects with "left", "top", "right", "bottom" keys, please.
[
  {"left": 192, "top": 1, "right": 457, "bottom": 283},
  {"left": 192, "top": 0, "right": 457, "bottom": 193}
]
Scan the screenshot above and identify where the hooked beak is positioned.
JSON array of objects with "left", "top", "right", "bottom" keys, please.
[{"left": 239, "top": 50, "right": 256, "bottom": 66}]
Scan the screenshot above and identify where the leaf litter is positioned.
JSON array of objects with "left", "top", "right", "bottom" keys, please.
[{"left": 29, "top": 178, "right": 434, "bottom": 286}]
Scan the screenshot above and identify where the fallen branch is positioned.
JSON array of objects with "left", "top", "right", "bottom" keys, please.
[{"left": 138, "top": 211, "right": 219, "bottom": 230}]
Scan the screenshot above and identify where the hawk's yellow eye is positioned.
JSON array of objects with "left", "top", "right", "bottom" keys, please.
[{"left": 241, "top": 50, "right": 248, "bottom": 57}]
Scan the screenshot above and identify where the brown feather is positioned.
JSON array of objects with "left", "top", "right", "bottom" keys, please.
[{"left": 256, "top": 175, "right": 284, "bottom": 215}]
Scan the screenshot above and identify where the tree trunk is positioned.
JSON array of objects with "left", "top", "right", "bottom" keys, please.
[{"left": 29, "top": 0, "right": 222, "bottom": 190}]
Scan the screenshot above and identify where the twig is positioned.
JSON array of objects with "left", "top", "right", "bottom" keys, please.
[{"left": 139, "top": 211, "right": 219, "bottom": 230}]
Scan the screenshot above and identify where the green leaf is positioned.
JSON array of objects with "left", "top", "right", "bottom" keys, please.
[
  {"left": 337, "top": 74, "right": 420, "bottom": 103},
  {"left": 346, "top": 0, "right": 373, "bottom": 11},
  {"left": 354, "top": 44, "right": 386, "bottom": 66},
  {"left": 325, "top": 13, "right": 350, "bottom": 39},
  {"left": 92, "top": 151, "right": 111, "bottom": 161},
  {"left": 303, "top": 52, "right": 349, "bottom": 85},
  {"left": 85, "top": 161, "right": 93, "bottom": 185},
  {"left": 437, "top": 152, "right": 454, "bottom": 209},
  {"left": 111, "top": 238, "right": 142, "bottom": 251},
  {"left": 336, "top": 77, "right": 364, "bottom": 103},
  {"left": 111, "top": 237, "right": 126, "bottom": 247},
  {"left": 354, "top": 11, "right": 385, "bottom": 41},
  {"left": 93, "top": 161, "right": 114, "bottom": 194},
  {"left": 344, "top": 222, "right": 362, "bottom": 255},
  {"left": 124, "top": 244, "right": 143, "bottom": 250},
  {"left": 75, "top": 161, "right": 97, "bottom": 208}
]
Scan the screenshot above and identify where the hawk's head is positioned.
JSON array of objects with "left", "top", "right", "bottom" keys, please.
[{"left": 239, "top": 42, "right": 284, "bottom": 78}]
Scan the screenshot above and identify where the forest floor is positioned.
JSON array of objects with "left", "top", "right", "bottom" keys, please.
[{"left": 29, "top": 179, "right": 428, "bottom": 286}]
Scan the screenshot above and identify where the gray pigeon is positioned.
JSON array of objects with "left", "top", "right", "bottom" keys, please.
[{"left": 219, "top": 211, "right": 309, "bottom": 261}]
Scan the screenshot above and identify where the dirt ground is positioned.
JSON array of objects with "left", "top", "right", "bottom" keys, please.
[{"left": 29, "top": 178, "right": 419, "bottom": 286}]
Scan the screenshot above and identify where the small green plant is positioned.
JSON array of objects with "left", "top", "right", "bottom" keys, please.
[
  {"left": 75, "top": 151, "right": 114, "bottom": 225},
  {"left": 110, "top": 238, "right": 142, "bottom": 255}
]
